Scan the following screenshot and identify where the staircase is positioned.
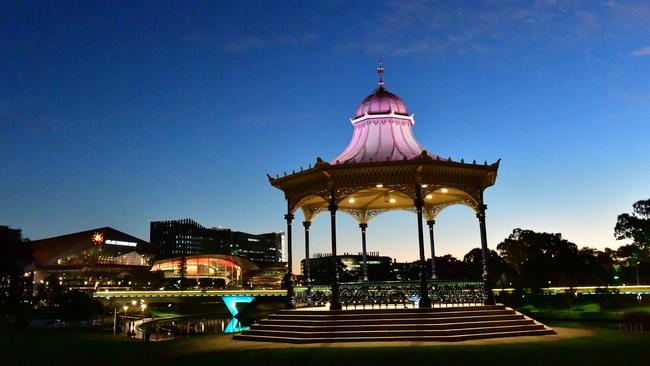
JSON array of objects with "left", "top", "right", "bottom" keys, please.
[{"left": 233, "top": 305, "right": 555, "bottom": 343}]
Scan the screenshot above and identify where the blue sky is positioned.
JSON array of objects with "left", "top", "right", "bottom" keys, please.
[{"left": 1, "top": 1, "right": 649, "bottom": 265}]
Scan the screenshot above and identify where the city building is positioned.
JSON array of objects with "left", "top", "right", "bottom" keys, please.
[
  {"left": 150, "top": 219, "right": 283, "bottom": 264},
  {"left": 150, "top": 254, "right": 258, "bottom": 288},
  {"left": 391, "top": 261, "right": 421, "bottom": 281},
  {"left": 0, "top": 226, "right": 32, "bottom": 308},
  {"left": 302, "top": 252, "right": 393, "bottom": 284},
  {"left": 150, "top": 255, "right": 286, "bottom": 289},
  {"left": 246, "top": 262, "right": 287, "bottom": 289},
  {"left": 30, "top": 227, "right": 155, "bottom": 290}
]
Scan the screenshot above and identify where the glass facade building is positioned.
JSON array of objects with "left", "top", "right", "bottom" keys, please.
[{"left": 150, "top": 219, "right": 283, "bottom": 264}]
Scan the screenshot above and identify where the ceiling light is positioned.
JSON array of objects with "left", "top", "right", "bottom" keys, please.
[
  {"left": 348, "top": 198, "right": 355, "bottom": 203},
  {"left": 441, "top": 188, "right": 448, "bottom": 193},
  {"left": 389, "top": 198, "right": 396, "bottom": 203},
  {"left": 421, "top": 184, "right": 428, "bottom": 188},
  {"left": 376, "top": 184, "right": 383, "bottom": 188},
  {"left": 426, "top": 194, "right": 433, "bottom": 199}
]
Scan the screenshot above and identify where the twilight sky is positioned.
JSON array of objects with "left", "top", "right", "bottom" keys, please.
[{"left": 1, "top": 1, "right": 649, "bottom": 265}]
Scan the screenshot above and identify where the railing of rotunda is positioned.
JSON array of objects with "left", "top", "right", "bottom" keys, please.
[{"left": 294, "top": 280, "right": 484, "bottom": 309}]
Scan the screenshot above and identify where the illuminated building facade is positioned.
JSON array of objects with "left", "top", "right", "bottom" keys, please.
[
  {"left": 150, "top": 255, "right": 286, "bottom": 289},
  {"left": 150, "top": 255, "right": 257, "bottom": 288},
  {"left": 150, "top": 219, "right": 283, "bottom": 263},
  {"left": 30, "top": 227, "right": 154, "bottom": 290},
  {"left": 301, "top": 252, "right": 393, "bottom": 284}
]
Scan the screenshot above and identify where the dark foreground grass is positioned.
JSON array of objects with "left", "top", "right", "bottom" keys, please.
[
  {"left": 1, "top": 323, "right": 649, "bottom": 366},
  {"left": 519, "top": 303, "right": 650, "bottom": 322}
]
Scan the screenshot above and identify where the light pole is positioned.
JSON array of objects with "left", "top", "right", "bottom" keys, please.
[
  {"left": 113, "top": 306, "right": 117, "bottom": 335},
  {"left": 140, "top": 303, "right": 147, "bottom": 340},
  {"left": 122, "top": 305, "right": 129, "bottom": 335}
]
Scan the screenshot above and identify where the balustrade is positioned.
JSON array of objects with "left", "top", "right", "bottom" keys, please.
[{"left": 294, "top": 280, "right": 484, "bottom": 309}]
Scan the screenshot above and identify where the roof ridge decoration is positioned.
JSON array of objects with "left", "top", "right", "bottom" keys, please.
[{"left": 377, "top": 59, "right": 385, "bottom": 90}]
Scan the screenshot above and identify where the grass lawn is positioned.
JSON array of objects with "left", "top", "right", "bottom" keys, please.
[
  {"left": 1, "top": 323, "right": 649, "bottom": 366},
  {"left": 520, "top": 303, "right": 650, "bottom": 322}
]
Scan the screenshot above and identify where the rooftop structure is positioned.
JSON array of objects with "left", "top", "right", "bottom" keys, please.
[{"left": 334, "top": 62, "right": 436, "bottom": 164}]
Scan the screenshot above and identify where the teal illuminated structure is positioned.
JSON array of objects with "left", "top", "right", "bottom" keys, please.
[{"left": 222, "top": 295, "right": 255, "bottom": 317}]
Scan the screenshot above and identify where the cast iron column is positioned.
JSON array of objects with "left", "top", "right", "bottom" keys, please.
[
  {"left": 284, "top": 210, "right": 296, "bottom": 309},
  {"left": 477, "top": 203, "right": 495, "bottom": 305},
  {"left": 359, "top": 223, "right": 369, "bottom": 282},
  {"left": 329, "top": 190, "right": 342, "bottom": 310},
  {"left": 303, "top": 221, "right": 314, "bottom": 307},
  {"left": 426, "top": 220, "right": 438, "bottom": 280},
  {"left": 415, "top": 186, "right": 432, "bottom": 308}
]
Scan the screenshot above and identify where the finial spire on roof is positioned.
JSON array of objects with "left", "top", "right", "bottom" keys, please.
[{"left": 377, "top": 59, "right": 385, "bottom": 89}]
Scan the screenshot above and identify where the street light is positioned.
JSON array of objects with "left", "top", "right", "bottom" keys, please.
[{"left": 123, "top": 305, "right": 128, "bottom": 316}]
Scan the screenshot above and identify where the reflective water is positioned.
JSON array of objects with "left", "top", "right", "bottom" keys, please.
[{"left": 123, "top": 315, "right": 250, "bottom": 341}]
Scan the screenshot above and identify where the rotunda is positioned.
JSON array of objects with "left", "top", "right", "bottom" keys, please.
[{"left": 268, "top": 63, "right": 500, "bottom": 310}]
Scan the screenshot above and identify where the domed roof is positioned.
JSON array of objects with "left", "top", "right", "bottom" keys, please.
[
  {"left": 354, "top": 87, "right": 409, "bottom": 118},
  {"left": 332, "top": 63, "right": 436, "bottom": 165},
  {"left": 353, "top": 62, "right": 409, "bottom": 118}
]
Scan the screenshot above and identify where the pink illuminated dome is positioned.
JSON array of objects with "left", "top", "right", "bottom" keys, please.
[
  {"left": 332, "top": 62, "right": 439, "bottom": 165},
  {"left": 354, "top": 87, "right": 409, "bottom": 118},
  {"left": 354, "top": 63, "right": 409, "bottom": 118}
]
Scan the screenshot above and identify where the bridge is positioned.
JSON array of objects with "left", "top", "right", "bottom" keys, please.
[
  {"left": 93, "top": 284, "right": 650, "bottom": 316},
  {"left": 93, "top": 289, "right": 286, "bottom": 316}
]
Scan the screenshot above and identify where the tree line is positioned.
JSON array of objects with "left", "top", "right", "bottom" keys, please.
[{"left": 433, "top": 198, "right": 650, "bottom": 288}]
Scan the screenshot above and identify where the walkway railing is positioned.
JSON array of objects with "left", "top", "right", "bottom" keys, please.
[{"left": 294, "top": 280, "right": 484, "bottom": 309}]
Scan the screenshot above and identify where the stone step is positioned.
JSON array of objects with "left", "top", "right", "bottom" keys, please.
[
  {"left": 268, "top": 309, "right": 515, "bottom": 321},
  {"left": 235, "top": 306, "right": 555, "bottom": 344},
  {"left": 233, "top": 328, "right": 556, "bottom": 344},
  {"left": 259, "top": 313, "right": 523, "bottom": 326},
  {"left": 252, "top": 318, "right": 535, "bottom": 332},
  {"left": 242, "top": 323, "right": 545, "bottom": 339}
]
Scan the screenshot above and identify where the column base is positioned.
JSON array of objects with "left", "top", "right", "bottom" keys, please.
[
  {"left": 306, "top": 288, "right": 315, "bottom": 307},
  {"left": 483, "top": 291, "right": 496, "bottom": 305},
  {"left": 329, "top": 301, "right": 342, "bottom": 311},
  {"left": 285, "top": 299, "right": 297, "bottom": 310}
]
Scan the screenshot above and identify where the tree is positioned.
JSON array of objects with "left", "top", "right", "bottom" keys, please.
[
  {"left": 435, "top": 255, "right": 464, "bottom": 280},
  {"left": 615, "top": 198, "right": 650, "bottom": 285},
  {"left": 576, "top": 247, "right": 613, "bottom": 286},
  {"left": 615, "top": 199, "right": 650, "bottom": 246},
  {"left": 616, "top": 244, "right": 649, "bottom": 285},
  {"left": 496, "top": 228, "right": 580, "bottom": 288},
  {"left": 463, "top": 248, "right": 514, "bottom": 287}
]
